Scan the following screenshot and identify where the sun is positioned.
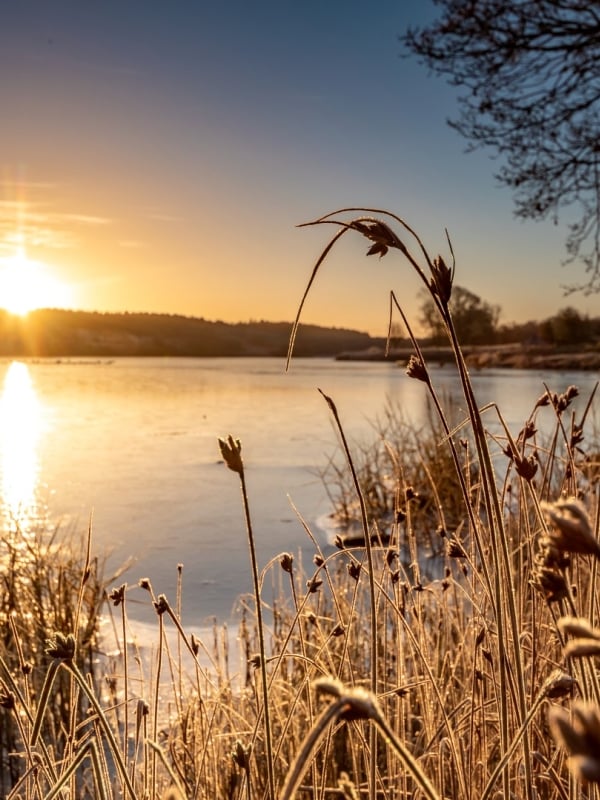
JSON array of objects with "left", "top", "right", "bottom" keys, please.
[{"left": 0, "top": 246, "right": 73, "bottom": 316}]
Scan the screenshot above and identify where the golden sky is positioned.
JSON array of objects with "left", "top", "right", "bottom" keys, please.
[{"left": 1, "top": 1, "right": 596, "bottom": 335}]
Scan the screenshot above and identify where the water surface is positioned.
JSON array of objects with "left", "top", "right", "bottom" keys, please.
[{"left": 0, "top": 356, "right": 596, "bottom": 623}]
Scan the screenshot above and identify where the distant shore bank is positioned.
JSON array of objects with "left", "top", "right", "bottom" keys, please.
[{"left": 336, "top": 344, "right": 600, "bottom": 371}]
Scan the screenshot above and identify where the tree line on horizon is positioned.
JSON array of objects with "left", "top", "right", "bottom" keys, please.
[
  {"left": 0, "top": 300, "right": 596, "bottom": 359},
  {"left": 417, "top": 285, "right": 600, "bottom": 348},
  {"left": 0, "top": 308, "right": 373, "bottom": 358}
]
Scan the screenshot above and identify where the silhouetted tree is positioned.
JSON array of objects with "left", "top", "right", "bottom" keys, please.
[
  {"left": 539, "top": 306, "right": 592, "bottom": 345},
  {"left": 403, "top": 1, "right": 600, "bottom": 292},
  {"left": 496, "top": 319, "right": 541, "bottom": 346},
  {"left": 419, "top": 285, "right": 500, "bottom": 344}
]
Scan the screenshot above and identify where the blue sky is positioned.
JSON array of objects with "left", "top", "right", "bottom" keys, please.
[{"left": 0, "top": 1, "right": 595, "bottom": 334}]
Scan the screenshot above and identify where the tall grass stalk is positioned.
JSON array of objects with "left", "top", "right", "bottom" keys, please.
[
  {"left": 389, "top": 291, "right": 495, "bottom": 604},
  {"left": 318, "top": 389, "right": 379, "bottom": 800},
  {"left": 219, "top": 435, "right": 275, "bottom": 800},
  {"left": 442, "top": 274, "right": 533, "bottom": 800}
]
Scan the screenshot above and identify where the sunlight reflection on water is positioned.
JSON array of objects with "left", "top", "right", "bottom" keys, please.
[
  {"left": 0, "top": 361, "right": 44, "bottom": 532},
  {"left": 0, "top": 356, "right": 596, "bottom": 623}
]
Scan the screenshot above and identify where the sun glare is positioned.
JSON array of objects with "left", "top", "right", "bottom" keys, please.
[
  {"left": 0, "top": 247, "right": 73, "bottom": 316},
  {"left": 0, "top": 361, "right": 43, "bottom": 531}
]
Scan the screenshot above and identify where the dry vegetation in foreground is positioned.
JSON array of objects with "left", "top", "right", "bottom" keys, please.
[{"left": 1, "top": 209, "right": 600, "bottom": 800}]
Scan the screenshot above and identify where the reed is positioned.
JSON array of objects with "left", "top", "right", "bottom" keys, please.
[{"left": 1, "top": 208, "right": 599, "bottom": 800}]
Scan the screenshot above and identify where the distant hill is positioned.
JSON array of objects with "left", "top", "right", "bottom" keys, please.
[{"left": 0, "top": 309, "right": 377, "bottom": 358}]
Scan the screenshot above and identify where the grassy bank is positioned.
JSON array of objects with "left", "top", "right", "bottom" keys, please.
[{"left": 1, "top": 209, "right": 600, "bottom": 800}]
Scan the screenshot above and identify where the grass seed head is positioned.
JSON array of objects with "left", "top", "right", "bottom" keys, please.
[
  {"left": 232, "top": 739, "right": 251, "bottom": 770},
  {"left": 153, "top": 594, "right": 169, "bottom": 615},
  {"left": 559, "top": 616, "right": 600, "bottom": 658},
  {"left": 518, "top": 420, "right": 538, "bottom": 442},
  {"left": 248, "top": 653, "right": 262, "bottom": 669},
  {"left": 559, "top": 616, "right": 600, "bottom": 639},
  {"left": 447, "top": 540, "right": 467, "bottom": 558},
  {"left": 542, "top": 498, "right": 600, "bottom": 557},
  {"left": 514, "top": 453, "right": 538, "bottom": 481},
  {"left": 564, "top": 640, "right": 600, "bottom": 658},
  {"left": 430, "top": 254, "right": 453, "bottom": 305},
  {"left": 218, "top": 435, "right": 243, "bottom": 475},
  {"left": 279, "top": 552, "right": 294, "bottom": 574},
  {"left": 544, "top": 669, "right": 575, "bottom": 699},
  {"left": 551, "top": 385, "right": 580, "bottom": 414},
  {"left": 532, "top": 568, "right": 569, "bottom": 602},
  {"left": 0, "top": 690, "right": 15, "bottom": 710},
  {"left": 45, "top": 632, "right": 76, "bottom": 661},
  {"left": 350, "top": 219, "right": 404, "bottom": 259},
  {"left": 109, "top": 583, "right": 126, "bottom": 606},
  {"left": 314, "top": 678, "right": 380, "bottom": 720},
  {"left": 550, "top": 701, "right": 600, "bottom": 783},
  {"left": 406, "top": 355, "right": 428, "bottom": 382}
]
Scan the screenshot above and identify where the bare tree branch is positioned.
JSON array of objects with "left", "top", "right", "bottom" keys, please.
[{"left": 402, "top": 0, "right": 600, "bottom": 292}]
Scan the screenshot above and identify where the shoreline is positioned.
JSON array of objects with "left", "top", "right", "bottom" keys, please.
[{"left": 336, "top": 344, "right": 600, "bottom": 371}]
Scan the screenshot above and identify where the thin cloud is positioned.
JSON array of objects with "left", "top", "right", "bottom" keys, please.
[
  {"left": 0, "top": 229, "right": 75, "bottom": 253},
  {"left": 60, "top": 213, "right": 111, "bottom": 226},
  {"left": 0, "top": 201, "right": 112, "bottom": 252}
]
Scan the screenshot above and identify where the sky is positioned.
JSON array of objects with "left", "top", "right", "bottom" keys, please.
[{"left": 0, "top": 0, "right": 597, "bottom": 336}]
